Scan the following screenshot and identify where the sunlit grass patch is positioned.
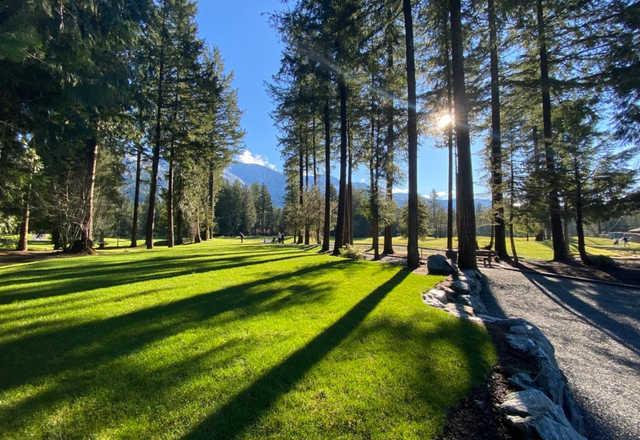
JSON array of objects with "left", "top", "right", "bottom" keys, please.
[{"left": 0, "top": 238, "right": 495, "bottom": 439}]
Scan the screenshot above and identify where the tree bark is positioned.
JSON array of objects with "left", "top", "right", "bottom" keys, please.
[
  {"left": 536, "top": 0, "right": 568, "bottom": 261},
  {"left": 145, "top": 6, "right": 166, "bottom": 250},
  {"left": 145, "top": 25, "right": 165, "bottom": 249},
  {"left": 194, "top": 206, "right": 201, "bottom": 243},
  {"left": 333, "top": 80, "right": 348, "bottom": 256},
  {"left": 167, "top": 145, "right": 175, "bottom": 248},
  {"left": 509, "top": 144, "right": 519, "bottom": 264},
  {"left": 403, "top": 0, "right": 420, "bottom": 269},
  {"left": 130, "top": 145, "right": 142, "bottom": 247},
  {"left": 444, "top": 11, "right": 454, "bottom": 253},
  {"left": 312, "top": 117, "right": 318, "bottom": 187},
  {"left": 371, "top": 114, "right": 380, "bottom": 260},
  {"left": 322, "top": 102, "right": 332, "bottom": 252},
  {"left": 312, "top": 117, "right": 321, "bottom": 243},
  {"left": 17, "top": 172, "right": 32, "bottom": 252},
  {"left": 346, "top": 135, "right": 353, "bottom": 245},
  {"left": 298, "top": 132, "right": 304, "bottom": 245},
  {"left": 450, "top": 0, "right": 477, "bottom": 269},
  {"left": 176, "top": 206, "right": 184, "bottom": 245},
  {"left": 573, "top": 155, "right": 588, "bottom": 263},
  {"left": 488, "top": 0, "right": 507, "bottom": 259},
  {"left": 81, "top": 136, "right": 98, "bottom": 250},
  {"left": 304, "top": 136, "right": 310, "bottom": 245},
  {"left": 207, "top": 163, "right": 215, "bottom": 240},
  {"left": 383, "top": 24, "right": 395, "bottom": 255}
]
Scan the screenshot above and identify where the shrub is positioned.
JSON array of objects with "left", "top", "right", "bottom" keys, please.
[
  {"left": 587, "top": 254, "right": 617, "bottom": 269},
  {"left": 340, "top": 245, "right": 365, "bottom": 260}
]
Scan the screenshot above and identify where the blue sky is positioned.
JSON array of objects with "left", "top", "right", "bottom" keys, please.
[{"left": 196, "top": 1, "right": 489, "bottom": 198}]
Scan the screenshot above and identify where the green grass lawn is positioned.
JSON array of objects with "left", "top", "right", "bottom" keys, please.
[
  {"left": 0, "top": 235, "right": 136, "bottom": 251},
  {"left": 0, "top": 235, "right": 55, "bottom": 251},
  {"left": 354, "top": 235, "right": 640, "bottom": 260},
  {"left": 0, "top": 239, "right": 495, "bottom": 439}
]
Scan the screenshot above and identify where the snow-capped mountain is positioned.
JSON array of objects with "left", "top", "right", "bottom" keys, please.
[{"left": 223, "top": 161, "right": 491, "bottom": 209}]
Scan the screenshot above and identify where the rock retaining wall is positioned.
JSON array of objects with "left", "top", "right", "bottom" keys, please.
[{"left": 423, "top": 270, "right": 586, "bottom": 440}]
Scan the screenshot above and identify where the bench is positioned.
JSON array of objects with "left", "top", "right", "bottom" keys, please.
[
  {"left": 476, "top": 249, "right": 495, "bottom": 267},
  {"left": 444, "top": 249, "right": 495, "bottom": 267}
]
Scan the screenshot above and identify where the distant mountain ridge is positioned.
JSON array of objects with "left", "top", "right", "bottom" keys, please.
[{"left": 224, "top": 161, "right": 490, "bottom": 209}]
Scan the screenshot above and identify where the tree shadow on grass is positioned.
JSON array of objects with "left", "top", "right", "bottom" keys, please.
[
  {"left": 0, "top": 249, "right": 312, "bottom": 305},
  {"left": 0, "top": 259, "right": 351, "bottom": 394},
  {"left": 0, "top": 245, "right": 299, "bottom": 288},
  {"left": 0, "top": 261, "right": 497, "bottom": 438},
  {"left": 183, "top": 270, "right": 410, "bottom": 439},
  {"left": 352, "top": 317, "right": 496, "bottom": 424},
  {"left": 0, "top": 259, "right": 365, "bottom": 436}
]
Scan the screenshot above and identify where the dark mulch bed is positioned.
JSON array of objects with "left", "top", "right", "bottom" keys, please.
[
  {"left": 437, "top": 322, "right": 543, "bottom": 440},
  {"left": 436, "top": 366, "right": 512, "bottom": 440}
]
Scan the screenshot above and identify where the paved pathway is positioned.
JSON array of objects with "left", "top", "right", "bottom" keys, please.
[{"left": 481, "top": 268, "right": 640, "bottom": 440}]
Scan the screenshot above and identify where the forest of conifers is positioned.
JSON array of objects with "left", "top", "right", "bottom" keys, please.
[{"left": 1, "top": 0, "right": 639, "bottom": 270}]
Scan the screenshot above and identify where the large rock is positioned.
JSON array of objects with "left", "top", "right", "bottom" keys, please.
[
  {"left": 499, "top": 389, "right": 586, "bottom": 440},
  {"left": 427, "top": 255, "right": 456, "bottom": 275},
  {"left": 494, "top": 318, "right": 585, "bottom": 434}
]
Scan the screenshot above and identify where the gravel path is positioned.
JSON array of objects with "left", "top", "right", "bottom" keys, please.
[{"left": 481, "top": 268, "right": 640, "bottom": 440}]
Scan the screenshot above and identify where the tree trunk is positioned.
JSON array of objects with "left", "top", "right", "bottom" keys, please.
[
  {"left": 207, "top": 163, "right": 215, "bottom": 240},
  {"left": 532, "top": 126, "right": 541, "bottom": 170},
  {"left": 450, "top": 0, "right": 477, "bottom": 269},
  {"left": 304, "top": 137, "right": 310, "bottom": 245},
  {"left": 333, "top": 80, "right": 348, "bottom": 256},
  {"left": 536, "top": 0, "right": 567, "bottom": 261},
  {"left": 573, "top": 156, "right": 588, "bottom": 263},
  {"left": 323, "top": 102, "right": 332, "bottom": 252},
  {"left": 298, "top": 134, "right": 304, "bottom": 245},
  {"left": 17, "top": 173, "right": 32, "bottom": 252},
  {"left": 176, "top": 206, "right": 184, "bottom": 245},
  {"left": 488, "top": 0, "right": 507, "bottom": 259},
  {"left": 312, "top": 117, "right": 320, "bottom": 243},
  {"left": 383, "top": 168, "right": 394, "bottom": 254},
  {"left": 384, "top": 26, "right": 395, "bottom": 255},
  {"left": 372, "top": 117, "right": 381, "bottom": 260},
  {"left": 167, "top": 145, "right": 175, "bottom": 248},
  {"left": 81, "top": 136, "right": 98, "bottom": 250},
  {"left": 131, "top": 145, "right": 142, "bottom": 247},
  {"left": 145, "top": 22, "right": 165, "bottom": 250},
  {"left": 443, "top": 10, "right": 455, "bottom": 253},
  {"left": 403, "top": 0, "right": 420, "bottom": 268},
  {"left": 194, "top": 207, "right": 201, "bottom": 243},
  {"left": 509, "top": 144, "right": 519, "bottom": 264},
  {"left": 369, "top": 103, "right": 378, "bottom": 259},
  {"left": 312, "top": 117, "right": 318, "bottom": 187},
  {"left": 346, "top": 136, "right": 353, "bottom": 245},
  {"left": 563, "top": 203, "right": 571, "bottom": 256}
]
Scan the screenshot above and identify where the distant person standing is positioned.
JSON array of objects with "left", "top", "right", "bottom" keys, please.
[
  {"left": 239, "top": 232, "right": 245, "bottom": 243},
  {"left": 622, "top": 236, "right": 629, "bottom": 247}
]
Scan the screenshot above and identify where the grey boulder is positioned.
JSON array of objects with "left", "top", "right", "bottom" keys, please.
[
  {"left": 427, "top": 255, "right": 456, "bottom": 275},
  {"left": 499, "top": 389, "right": 586, "bottom": 440}
]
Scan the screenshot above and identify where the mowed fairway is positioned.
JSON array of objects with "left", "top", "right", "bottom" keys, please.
[
  {"left": 0, "top": 239, "right": 495, "bottom": 439},
  {"left": 353, "top": 236, "right": 640, "bottom": 260}
]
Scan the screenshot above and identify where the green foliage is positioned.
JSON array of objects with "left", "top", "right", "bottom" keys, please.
[
  {"left": 400, "top": 196, "right": 431, "bottom": 239},
  {"left": 586, "top": 254, "right": 617, "bottom": 269},
  {"left": 215, "top": 181, "right": 263, "bottom": 235},
  {"left": 340, "top": 244, "right": 365, "bottom": 260}
]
